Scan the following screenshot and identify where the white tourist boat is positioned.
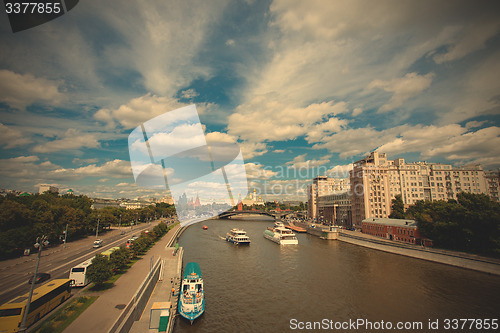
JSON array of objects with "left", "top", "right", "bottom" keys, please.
[
  {"left": 226, "top": 228, "right": 251, "bottom": 245},
  {"left": 263, "top": 222, "right": 298, "bottom": 245}
]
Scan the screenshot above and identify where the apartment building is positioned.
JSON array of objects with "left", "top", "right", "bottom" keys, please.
[
  {"left": 350, "top": 152, "right": 490, "bottom": 227},
  {"left": 485, "top": 170, "right": 500, "bottom": 202},
  {"left": 307, "top": 176, "right": 350, "bottom": 219},
  {"left": 317, "top": 191, "right": 352, "bottom": 228}
]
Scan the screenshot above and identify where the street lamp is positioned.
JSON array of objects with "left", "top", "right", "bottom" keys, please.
[
  {"left": 96, "top": 214, "right": 101, "bottom": 238},
  {"left": 119, "top": 214, "right": 122, "bottom": 229},
  {"left": 19, "top": 235, "right": 49, "bottom": 332}
]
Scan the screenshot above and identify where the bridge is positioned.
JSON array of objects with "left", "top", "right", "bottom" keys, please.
[{"left": 218, "top": 210, "right": 296, "bottom": 220}]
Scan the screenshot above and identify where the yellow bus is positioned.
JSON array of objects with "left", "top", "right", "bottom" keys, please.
[
  {"left": 0, "top": 279, "right": 72, "bottom": 333},
  {"left": 101, "top": 246, "right": 120, "bottom": 259}
]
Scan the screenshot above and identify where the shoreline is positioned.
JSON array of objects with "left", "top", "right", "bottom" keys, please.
[{"left": 292, "top": 221, "right": 500, "bottom": 275}]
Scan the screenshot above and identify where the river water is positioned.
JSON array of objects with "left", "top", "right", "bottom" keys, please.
[{"left": 174, "top": 218, "right": 500, "bottom": 333}]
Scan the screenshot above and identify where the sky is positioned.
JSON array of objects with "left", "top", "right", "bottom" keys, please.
[{"left": 0, "top": 0, "right": 499, "bottom": 201}]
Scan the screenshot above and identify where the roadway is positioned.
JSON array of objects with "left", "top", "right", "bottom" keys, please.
[{"left": 0, "top": 220, "right": 165, "bottom": 305}]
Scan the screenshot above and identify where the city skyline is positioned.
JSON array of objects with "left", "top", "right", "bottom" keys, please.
[{"left": 1, "top": 1, "right": 500, "bottom": 200}]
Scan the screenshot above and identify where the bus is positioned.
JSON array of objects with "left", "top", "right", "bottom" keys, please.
[
  {"left": 101, "top": 246, "right": 120, "bottom": 259},
  {"left": 0, "top": 279, "right": 72, "bottom": 333},
  {"left": 69, "top": 259, "right": 93, "bottom": 287}
]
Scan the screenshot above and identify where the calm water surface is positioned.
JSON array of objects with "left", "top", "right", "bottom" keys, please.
[{"left": 174, "top": 218, "right": 500, "bottom": 332}]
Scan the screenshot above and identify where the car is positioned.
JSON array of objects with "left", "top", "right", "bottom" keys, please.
[
  {"left": 93, "top": 239, "right": 103, "bottom": 248},
  {"left": 28, "top": 273, "right": 51, "bottom": 284}
]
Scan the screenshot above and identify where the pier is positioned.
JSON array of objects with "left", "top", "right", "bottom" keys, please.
[{"left": 129, "top": 246, "right": 183, "bottom": 333}]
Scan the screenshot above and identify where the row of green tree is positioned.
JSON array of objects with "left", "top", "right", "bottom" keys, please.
[
  {"left": 87, "top": 222, "right": 172, "bottom": 286},
  {"left": 389, "top": 193, "right": 500, "bottom": 257},
  {"left": 0, "top": 192, "right": 176, "bottom": 259}
]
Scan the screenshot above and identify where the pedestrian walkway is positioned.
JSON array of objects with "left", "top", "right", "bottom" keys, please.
[
  {"left": 130, "top": 247, "right": 183, "bottom": 332},
  {"left": 63, "top": 224, "right": 181, "bottom": 333}
]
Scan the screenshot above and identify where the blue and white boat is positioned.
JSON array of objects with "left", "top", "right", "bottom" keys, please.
[
  {"left": 226, "top": 228, "right": 251, "bottom": 245},
  {"left": 178, "top": 262, "right": 205, "bottom": 324}
]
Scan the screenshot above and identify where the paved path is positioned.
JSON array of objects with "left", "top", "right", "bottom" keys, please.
[
  {"left": 63, "top": 224, "right": 181, "bottom": 333},
  {"left": 130, "top": 247, "right": 183, "bottom": 332}
]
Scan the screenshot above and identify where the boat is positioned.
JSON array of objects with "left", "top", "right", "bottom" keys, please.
[
  {"left": 202, "top": 225, "right": 208, "bottom": 230},
  {"left": 178, "top": 262, "right": 205, "bottom": 324},
  {"left": 263, "top": 222, "right": 298, "bottom": 245},
  {"left": 225, "top": 229, "right": 251, "bottom": 245}
]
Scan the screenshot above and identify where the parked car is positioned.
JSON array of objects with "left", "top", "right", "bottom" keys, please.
[
  {"left": 28, "top": 273, "right": 51, "bottom": 284},
  {"left": 93, "top": 239, "right": 103, "bottom": 248}
]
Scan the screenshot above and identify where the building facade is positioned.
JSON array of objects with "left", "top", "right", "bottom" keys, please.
[
  {"left": 317, "top": 191, "right": 352, "bottom": 228},
  {"left": 485, "top": 170, "right": 500, "bottom": 202},
  {"left": 307, "top": 176, "right": 350, "bottom": 219},
  {"left": 361, "top": 218, "right": 423, "bottom": 245},
  {"left": 39, "top": 184, "right": 59, "bottom": 194},
  {"left": 351, "top": 152, "right": 491, "bottom": 227}
]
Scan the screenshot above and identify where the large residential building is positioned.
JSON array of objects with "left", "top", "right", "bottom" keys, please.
[
  {"left": 485, "top": 170, "right": 500, "bottom": 202},
  {"left": 350, "top": 152, "right": 491, "bottom": 227},
  {"left": 307, "top": 176, "right": 350, "bottom": 219}
]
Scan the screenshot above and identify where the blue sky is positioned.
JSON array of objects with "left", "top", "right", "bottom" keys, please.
[{"left": 0, "top": 0, "right": 499, "bottom": 200}]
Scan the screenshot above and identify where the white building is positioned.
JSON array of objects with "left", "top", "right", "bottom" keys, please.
[{"left": 39, "top": 184, "right": 59, "bottom": 194}]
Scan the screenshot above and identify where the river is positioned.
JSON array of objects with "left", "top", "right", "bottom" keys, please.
[{"left": 174, "top": 218, "right": 500, "bottom": 332}]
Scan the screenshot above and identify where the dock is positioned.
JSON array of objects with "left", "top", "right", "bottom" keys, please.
[
  {"left": 284, "top": 223, "right": 307, "bottom": 233},
  {"left": 129, "top": 246, "right": 183, "bottom": 333}
]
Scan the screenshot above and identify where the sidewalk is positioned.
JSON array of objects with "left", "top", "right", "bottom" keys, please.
[{"left": 64, "top": 224, "right": 181, "bottom": 333}]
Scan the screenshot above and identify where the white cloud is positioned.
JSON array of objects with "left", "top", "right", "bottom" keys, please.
[
  {"left": 73, "top": 158, "right": 100, "bottom": 165},
  {"left": 0, "top": 70, "right": 63, "bottom": 110},
  {"left": 32, "top": 128, "right": 100, "bottom": 153},
  {"left": 433, "top": 22, "right": 500, "bottom": 64},
  {"left": 367, "top": 72, "right": 434, "bottom": 112},
  {"left": 424, "top": 127, "right": 500, "bottom": 168},
  {"left": 313, "top": 124, "right": 500, "bottom": 169},
  {"left": 95, "top": 94, "right": 189, "bottom": 129},
  {"left": 285, "top": 154, "right": 330, "bottom": 169},
  {"left": 0, "top": 123, "right": 33, "bottom": 148},
  {"left": 180, "top": 89, "right": 199, "bottom": 99},
  {"left": 465, "top": 121, "right": 488, "bottom": 129},
  {"left": 228, "top": 97, "right": 347, "bottom": 142},
  {"left": 326, "top": 164, "right": 353, "bottom": 179}
]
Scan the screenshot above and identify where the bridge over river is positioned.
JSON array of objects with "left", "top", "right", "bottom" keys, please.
[{"left": 217, "top": 210, "right": 303, "bottom": 220}]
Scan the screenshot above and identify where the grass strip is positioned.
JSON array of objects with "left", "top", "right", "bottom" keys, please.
[{"left": 33, "top": 296, "right": 98, "bottom": 333}]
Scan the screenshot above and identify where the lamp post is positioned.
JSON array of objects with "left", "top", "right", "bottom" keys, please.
[
  {"left": 119, "top": 214, "right": 122, "bottom": 229},
  {"left": 19, "top": 236, "right": 48, "bottom": 332},
  {"left": 96, "top": 214, "right": 101, "bottom": 238}
]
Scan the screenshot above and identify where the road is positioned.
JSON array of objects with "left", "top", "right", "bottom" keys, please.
[{"left": 0, "top": 221, "right": 163, "bottom": 305}]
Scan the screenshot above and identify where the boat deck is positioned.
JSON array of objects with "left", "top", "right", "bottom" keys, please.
[{"left": 285, "top": 224, "right": 307, "bottom": 233}]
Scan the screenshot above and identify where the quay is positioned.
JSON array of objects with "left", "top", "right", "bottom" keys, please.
[
  {"left": 292, "top": 221, "right": 500, "bottom": 275},
  {"left": 284, "top": 223, "right": 306, "bottom": 233},
  {"left": 61, "top": 224, "right": 184, "bottom": 333}
]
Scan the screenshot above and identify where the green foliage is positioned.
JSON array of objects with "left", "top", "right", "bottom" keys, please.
[
  {"left": 110, "top": 247, "right": 130, "bottom": 270},
  {"left": 0, "top": 193, "right": 177, "bottom": 260},
  {"left": 389, "top": 194, "right": 405, "bottom": 219},
  {"left": 87, "top": 254, "right": 113, "bottom": 286},
  {"left": 405, "top": 193, "right": 500, "bottom": 257}
]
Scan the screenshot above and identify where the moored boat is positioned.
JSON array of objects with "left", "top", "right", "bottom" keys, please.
[
  {"left": 225, "top": 229, "right": 251, "bottom": 245},
  {"left": 178, "top": 262, "right": 205, "bottom": 324},
  {"left": 264, "top": 222, "right": 298, "bottom": 245}
]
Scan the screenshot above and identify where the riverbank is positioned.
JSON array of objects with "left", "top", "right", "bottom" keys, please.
[{"left": 291, "top": 221, "right": 500, "bottom": 275}]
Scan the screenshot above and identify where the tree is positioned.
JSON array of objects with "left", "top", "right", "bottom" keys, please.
[
  {"left": 87, "top": 254, "right": 113, "bottom": 286},
  {"left": 110, "top": 247, "right": 130, "bottom": 271},
  {"left": 389, "top": 194, "right": 405, "bottom": 219}
]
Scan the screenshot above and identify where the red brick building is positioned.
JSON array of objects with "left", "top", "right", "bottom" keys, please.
[{"left": 361, "top": 218, "right": 424, "bottom": 245}]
